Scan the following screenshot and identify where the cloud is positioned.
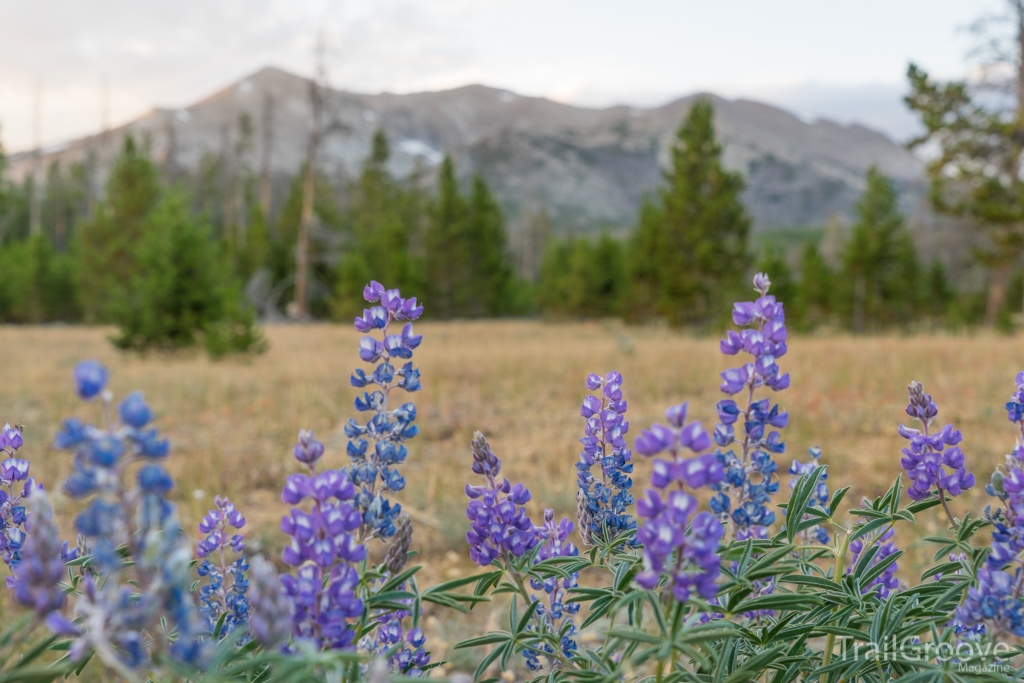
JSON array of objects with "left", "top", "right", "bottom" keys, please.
[{"left": 0, "top": 0, "right": 995, "bottom": 151}]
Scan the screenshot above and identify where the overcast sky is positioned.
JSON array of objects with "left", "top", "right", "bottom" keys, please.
[{"left": 0, "top": 0, "right": 1005, "bottom": 153}]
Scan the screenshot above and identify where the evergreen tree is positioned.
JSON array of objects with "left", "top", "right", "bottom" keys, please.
[
  {"left": 464, "top": 174, "right": 513, "bottom": 316},
  {"left": 0, "top": 233, "right": 80, "bottom": 323},
  {"left": 333, "top": 131, "right": 418, "bottom": 319},
  {"left": 622, "top": 196, "right": 667, "bottom": 322},
  {"left": 796, "top": 241, "right": 834, "bottom": 329},
  {"left": 538, "top": 233, "right": 625, "bottom": 318},
  {"left": 77, "top": 136, "right": 160, "bottom": 321},
  {"left": 625, "top": 99, "right": 750, "bottom": 325},
  {"left": 839, "top": 167, "right": 921, "bottom": 330},
  {"left": 422, "top": 156, "right": 467, "bottom": 319},
  {"left": 926, "top": 259, "right": 953, "bottom": 320},
  {"left": 111, "top": 192, "right": 265, "bottom": 357}
]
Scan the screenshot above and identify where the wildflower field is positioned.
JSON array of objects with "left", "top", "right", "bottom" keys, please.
[{"left": 1, "top": 283, "right": 1023, "bottom": 681}]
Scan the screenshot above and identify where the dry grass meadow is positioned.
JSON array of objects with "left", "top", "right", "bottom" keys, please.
[{"left": 0, "top": 321, "right": 1020, "bottom": 666}]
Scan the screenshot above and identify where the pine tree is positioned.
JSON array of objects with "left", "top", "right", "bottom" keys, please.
[
  {"left": 796, "top": 241, "right": 834, "bottom": 329},
  {"left": 625, "top": 99, "right": 750, "bottom": 325},
  {"left": 77, "top": 136, "right": 160, "bottom": 321},
  {"left": 622, "top": 196, "right": 666, "bottom": 321},
  {"left": 333, "top": 131, "right": 418, "bottom": 319},
  {"left": 465, "top": 174, "right": 513, "bottom": 316},
  {"left": 422, "top": 156, "right": 467, "bottom": 319},
  {"left": 110, "top": 192, "right": 265, "bottom": 356},
  {"left": 840, "top": 167, "right": 920, "bottom": 330}
]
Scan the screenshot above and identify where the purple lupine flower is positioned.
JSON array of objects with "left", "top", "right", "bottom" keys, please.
[
  {"left": 346, "top": 284, "right": 424, "bottom": 541},
  {"left": 898, "top": 381, "right": 975, "bottom": 502},
  {"left": 364, "top": 281, "right": 385, "bottom": 302},
  {"left": 465, "top": 432, "right": 539, "bottom": 566},
  {"left": 983, "top": 372, "right": 1024, "bottom": 576},
  {"left": 196, "top": 496, "right": 250, "bottom": 638},
  {"left": 575, "top": 371, "right": 635, "bottom": 546},
  {"left": 0, "top": 423, "right": 43, "bottom": 573},
  {"left": 247, "top": 555, "right": 294, "bottom": 649},
  {"left": 634, "top": 403, "right": 723, "bottom": 491},
  {"left": 635, "top": 488, "right": 723, "bottom": 603},
  {"left": 11, "top": 492, "right": 66, "bottom": 621},
  {"left": 708, "top": 273, "right": 788, "bottom": 542},
  {"left": 848, "top": 520, "right": 900, "bottom": 598},
  {"left": 524, "top": 509, "right": 581, "bottom": 670},
  {"left": 279, "top": 430, "right": 366, "bottom": 649},
  {"left": 368, "top": 615, "right": 431, "bottom": 676},
  {"left": 1007, "top": 372, "right": 1024, "bottom": 423}
]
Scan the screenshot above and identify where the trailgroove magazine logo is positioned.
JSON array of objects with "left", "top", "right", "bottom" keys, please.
[{"left": 835, "top": 636, "right": 1014, "bottom": 672}]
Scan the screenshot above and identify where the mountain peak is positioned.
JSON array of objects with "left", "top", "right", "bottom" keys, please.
[{"left": 6, "top": 65, "right": 923, "bottom": 231}]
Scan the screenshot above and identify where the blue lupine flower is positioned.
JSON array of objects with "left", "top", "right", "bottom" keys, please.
[
  {"left": 709, "top": 273, "right": 788, "bottom": 542},
  {"left": 344, "top": 282, "right": 424, "bottom": 541},
  {"left": 955, "top": 567, "right": 1024, "bottom": 638},
  {"left": 575, "top": 371, "right": 636, "bottom": 545},
  {"left": 524, "top": 510, "right": 581, "bottom": 670},
  {"left": 898, "top": 381, "right": 975, "bottom": 501},
  {"left": 73, "top": 360, "right": 107, "bottom": 400},
  {"left": 196, "top": 495, "right": 250, "bottom": 639},
  {"left": 118, "top": 391, "right": 153, "bottom": 428},
  {"left": 54, "top": 362, "right": 208, "bottom": 670}
]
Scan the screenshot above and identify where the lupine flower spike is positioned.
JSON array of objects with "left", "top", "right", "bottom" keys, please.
[
  {"left": 247, "top": 555, "right": 294, "bottom": 650},
  {"left": 898, "top": 380, "right": 974, "bottom": 526},
  {"left": 11, "top": 491, "right": 71, "bottom": 630},
  {"left": 524, "top": 510, "right": 581, "bottom": 670},
  {"left": 634, "top": 407, "right": 724, "bottom": 602},
  {"left": 576, "top": 371, "right": 635, "bottom": 546},
  {"left": 961, "top": 371, "right": 1024, "bottom": 638},
  {"left": 279, "top": 429, "right": 366, "bottom": 649},
  {"left": 709, "top": 272, "right": 789, "bottom": 542},
  {"left": 347, "top": 281, "right": 423, "bottom": 541},
  {"left": 54, "top": 361, "right": 206, "bottom": 670},
  {"left": 0, "top": 422, "right": 44, "bottom": 577},
  {"left": 465, "top": 432, "right": 539, "bottom": 566},
  {"left": 197, "top": 495, "right": 250, "bottom": 638}
]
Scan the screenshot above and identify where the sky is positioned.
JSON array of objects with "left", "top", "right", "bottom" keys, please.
[{"left": 0, "top": 0, "right": 1007, "bottom": 153}]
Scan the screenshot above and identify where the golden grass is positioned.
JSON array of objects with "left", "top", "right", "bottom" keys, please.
[{"left": 1, "top": 321, "right": 1020, "bottom": 581}]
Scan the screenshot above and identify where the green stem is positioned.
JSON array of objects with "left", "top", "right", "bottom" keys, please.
[
  {"left": 821, "top": 531, "right": 852, "bottom": 677},
  {"left": 937, "top": 488, "right": 958, "bottom": 530}
]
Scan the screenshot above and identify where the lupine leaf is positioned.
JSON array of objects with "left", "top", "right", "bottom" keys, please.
[
  {"left": 786, "top": 465, "right": 826, "bottom": 543},
  {"left": 829, "top": 485, "right": 851, "bottom": 518},
  {"left": 454, "top": 632, "right": 512, "bottom": 649}
]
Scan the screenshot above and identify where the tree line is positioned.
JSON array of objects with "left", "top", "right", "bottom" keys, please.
[{"left": 0, "top": 94, "right": 1021, "bottom": 350}]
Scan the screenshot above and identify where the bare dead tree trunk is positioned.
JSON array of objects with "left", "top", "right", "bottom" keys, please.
[
  {"left": 986, "top": 261, "right": 1014, "bottom": 324},
  {"left": 29, "top": 80, "right": 42, "bottom": 237},
  {"left": 291, "top": 37, "right": 328, "bottom": 320},
  {"left": 260, "top": 91, "right": 274, "bottom": 219}
]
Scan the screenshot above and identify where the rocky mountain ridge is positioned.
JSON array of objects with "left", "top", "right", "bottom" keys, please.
[{"left": 6, "top": 66, "right": 926, "bottom": 233}]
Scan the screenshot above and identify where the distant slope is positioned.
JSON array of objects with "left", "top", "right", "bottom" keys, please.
[{"left": 6, "top": 66, "right": 925, "bottom": 233}]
